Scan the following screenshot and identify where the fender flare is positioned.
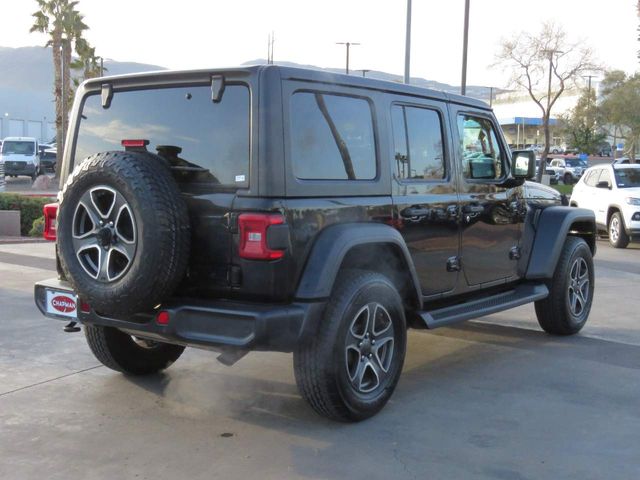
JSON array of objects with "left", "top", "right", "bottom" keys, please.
[
  {"left": 525, "top": 206, "right": 596, "bottom": 280},
  {"left": 295, "top": 223, "right": 422, "bottom": 306}
]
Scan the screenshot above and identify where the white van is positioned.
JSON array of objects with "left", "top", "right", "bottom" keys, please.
[{"left": 0, "top": 137, "right": 41, "bottom": 180}]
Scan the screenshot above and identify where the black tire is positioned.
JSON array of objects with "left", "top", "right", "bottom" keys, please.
[
  {"left": 293, "top": 270, "right": 407, "bottom": 422},
  {"left": 535, "top": 236, "right": 594, "bottom": 335},
  {"left": 563, "top": 173, "right": 573, "bottom": 185},
  {"left": 608, "top": 212, "right": 629, "bottom": 248},
  {"left": 57, "top": 151, "right": 190, "bottom": 316},
  {"left": 85, "top": 324, "right": 185, "bottom": 375}
]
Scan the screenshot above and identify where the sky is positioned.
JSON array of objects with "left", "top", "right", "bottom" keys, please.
[{"left": 1, "top": 0, "right": 638, "bottom": 88}]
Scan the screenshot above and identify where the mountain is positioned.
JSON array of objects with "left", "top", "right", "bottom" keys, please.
[
  {"left": 0, "top": 46, "right": 495, "bottom": 137},
  {"left": 0, "top": 46, "right": 166, "bottom": 123}
]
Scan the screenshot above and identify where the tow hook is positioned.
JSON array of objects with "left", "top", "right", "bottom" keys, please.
[{"left": 64, "top": 321, "right": 81, "bottom": 333}]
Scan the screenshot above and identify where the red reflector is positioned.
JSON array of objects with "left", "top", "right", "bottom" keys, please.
[
  {"left": 43, "top": 203, "right": 58, "bottom": 241},
  {"left": 156, "top": 311, "right": 170, "bottom": 325},
  {"left": 121, "top": 139, "right": 149, "bottom": 148},
  {"left": 238, "top": 213, "right": 285, "bottom": 260},
  {"left": 80, "top": 301, "right": 91, "bottom": 313}
]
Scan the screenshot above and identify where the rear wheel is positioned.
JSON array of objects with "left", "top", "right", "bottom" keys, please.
[
  {"left": 293, "top": 270, "right": 407, "bottom": 422},
  {"left": 563, "top": 172, "right": 573, "bottom": 185},
  {"left": 85, "top": 324, "right": 185, "bottom": 375},
  {"left": 535, "top": 237, "right": 594, "bottom": 335},
  {"left": 608, "top": 212, "right": 629, "bottom": 248}
]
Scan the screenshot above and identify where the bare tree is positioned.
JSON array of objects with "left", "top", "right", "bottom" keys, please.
[{"left": 495, "top": 22, "right": 599, "bottom": 181}]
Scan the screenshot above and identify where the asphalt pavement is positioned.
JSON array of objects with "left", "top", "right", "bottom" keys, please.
[{"left": 1, "top": 241, "right": 639, "bottom": 480}]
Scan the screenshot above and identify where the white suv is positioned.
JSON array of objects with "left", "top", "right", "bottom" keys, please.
[
  {"left": 547, "top": 158, "right": 585, "bottom": 184},
  {"left": 570, "top": 164, "right": 640, "bottom": 248}
]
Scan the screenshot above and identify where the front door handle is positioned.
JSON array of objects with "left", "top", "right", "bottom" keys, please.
[
  {"left": 401, "top": 206, "right": 430, "bottom": 218},
  {"left": 462, "top": 204, "right": 484, "bottom": 214}
]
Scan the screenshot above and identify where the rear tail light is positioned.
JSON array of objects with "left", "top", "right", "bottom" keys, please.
[
  {"left": 43, "top": 203, "right": 58, "bottom": 241},
  {"left": 238, "top": 213, "right": 285, "bottom": 260}
]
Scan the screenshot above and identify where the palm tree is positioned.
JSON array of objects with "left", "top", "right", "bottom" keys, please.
[
  {"left": 30, "top": 0, "right": 87, "bottom": 176},
  {"left": 72, "top": 37, "right": 103, "bottom": 85}
]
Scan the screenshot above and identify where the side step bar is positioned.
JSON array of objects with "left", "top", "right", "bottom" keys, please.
[{"left": 420, "top": 283, "right": 548, "bottom": 329}]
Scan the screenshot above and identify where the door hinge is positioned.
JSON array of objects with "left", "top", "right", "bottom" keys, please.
[
  {"left": 446, "top": 256, "right": 461, "bottom": 272},
  {"left": 509, "top": 246, "right": 521, "bottom": 260}
]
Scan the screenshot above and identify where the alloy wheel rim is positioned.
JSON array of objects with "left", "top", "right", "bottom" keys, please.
[
  {"left": 568, "top": 257, "right": 590, "bottom": 317},
  {"left": 71, "top": 185, "right": 137, "bottom": 283},
  {"left": 344, "top": 302, "right": 395, "bottom": 394},
  {"left": 610, "top": 217, "right": 620, "bottom": 243}
]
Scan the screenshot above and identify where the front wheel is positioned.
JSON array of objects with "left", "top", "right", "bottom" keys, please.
[
  {"left": 563, "top": 173, "right": 573, "bottom": 185},
  {"left": 608, "top": 212, "right": 629, "bottom": 248},
  {"left": 85, "top": 325, "right": 185, "bottom": 375},
  {"left": 535, "top": 237, "right": 594, "bottom": 335},
  {"left": 294, "top": 270, "right": 407, "bottom": 422}
]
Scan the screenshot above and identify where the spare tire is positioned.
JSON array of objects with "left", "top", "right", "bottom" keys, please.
[{"left": 57, "top": 151, "right": 190, "bottom": 316}]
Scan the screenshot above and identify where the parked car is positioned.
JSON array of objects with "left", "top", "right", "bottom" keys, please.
[
  {"left": 547, "top": 157, "right": 585, "bottom": 184},
  {"left": 39, "top": 146, "right": 57, "bottom": 172},
  {"left": 597, "top": 143, "right": 612, "bottom": 157},
  {"left": 570, "top": 164, "right": 640, "bottom": 248},
  {"left": 612, "top": 157, "right": 633, "bottom": 165},
  {"left": 0, "top": 136, "right": 41, "bottom": 180},
  {"left": 34, "top": 65, "right": 597, "bottom": 422},
  {"left": 0, "top": 158, "right": 5, "bottom": 192},
  {"left": 536, "top": 160, "right": 559, "bottom": 184}
]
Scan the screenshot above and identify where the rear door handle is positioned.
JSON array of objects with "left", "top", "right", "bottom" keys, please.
[{"left": 401, "top": 206, "right": 430, "bottom": 218}]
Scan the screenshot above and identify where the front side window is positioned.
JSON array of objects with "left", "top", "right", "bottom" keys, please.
[
  {"left": 457, "top": 115, "right": 504, "bottom": 180},
  {"left": 584, "top": 169, "right": 601, "bottom": 187},
  {"left": 290, "top": 92, "right": 376, "bottom": 180},
  {"left": 391, "top": 105, "right": 445, "bottom": 180},
  {"left": 75, "top": 84, "right": 250, "bottom": 187}
]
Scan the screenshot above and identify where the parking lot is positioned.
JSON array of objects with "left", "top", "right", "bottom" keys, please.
[{"left": 1, "top": 240, "right": 639, "bottom": 479}]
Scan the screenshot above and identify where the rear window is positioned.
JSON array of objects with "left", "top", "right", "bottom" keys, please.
[
  {"left": 74, "top": 84, "right": 250, "bottom": 187},
  {"left": 289, "top": 92, "right": 376, "bottom": 180},
  {"left": 2, "top": 141, "right": 35, "bottom": 155}
]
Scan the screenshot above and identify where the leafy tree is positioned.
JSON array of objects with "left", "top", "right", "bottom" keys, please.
[
  {"left": 30, "top": 0, "right": 87, "bottom": 176},
  {"left": 495, "top": 22, "right": 598, "bottom": 180},
  {"left": 559, "top": 89, "right": 606, "bottom": 155},
  {"left": 599, "top": 70, "right": 640, "bottom": 160}
]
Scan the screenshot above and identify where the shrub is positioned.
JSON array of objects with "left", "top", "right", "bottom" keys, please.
[
  {"left": 29, "top": 216, "right": 45, "bottom": 237},
  {"left": 0, "top": 193, "right": 55, "bottom": 236}
]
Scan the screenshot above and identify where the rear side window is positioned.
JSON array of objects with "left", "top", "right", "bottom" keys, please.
[
  {"left": 391, "top": 105, "right": 445, "bottom": 180},
  {"left": 457, "top": 114, "right": 505, "bottom": 180},
  {"left": 290, "top": 92, "right": 376, "bottom": 180},
  {"left": 74, "top": 84, "right": 250, "bottom": 187},
  {"left": 598, "top": 169, "right": 612, "bottom": 186}
]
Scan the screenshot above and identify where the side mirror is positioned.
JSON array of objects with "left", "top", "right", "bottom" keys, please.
[
  {"left": 512, "top": 150, "right": 536, "bottom": 179},
  {"left": 596, "top": 180, "right": 611, "bottom": 189}
]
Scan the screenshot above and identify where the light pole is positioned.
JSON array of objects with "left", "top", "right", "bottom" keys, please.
[
  {"left": 404, "top": 0, "right": 412, "bottom": 84},
  {"left": 336, "top": 42, "right": 360, "bottom": 75},
  {"left": 360, "top": 69, "right": 371, "bottom": 78},
  {"left": 460, "top": 0, "right": 470, "bottom": 95}
]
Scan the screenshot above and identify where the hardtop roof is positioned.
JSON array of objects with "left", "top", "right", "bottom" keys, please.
[{"left": 82, "top": 65, "right": 490, "bottom": 110}]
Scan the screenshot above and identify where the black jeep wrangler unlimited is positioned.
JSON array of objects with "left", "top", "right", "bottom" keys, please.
[{"left": 35, "top": 66, "right": 596, "bottom": 422}]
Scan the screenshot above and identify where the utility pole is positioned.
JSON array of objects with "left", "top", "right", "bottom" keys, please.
[
  {"left": 99, "top": 57, "right": 104, "bottom": 77},
  {"left": 460, "top": 0, "right": 470, "bottom": 95},
  {"left": 336, "top": 42, "right": 360, "bottom": 74},
  {"left": 360, "top": 69, "right": 371, "bottom": 78},
  {"left": 404, "top": 0, "right": 412, "bottom": 84},
  {"left": 60, "top": 43, "right": 65, "bottom": 154},
  {"left": 267, "top": 32, "right": 275, "bottom": 64}
]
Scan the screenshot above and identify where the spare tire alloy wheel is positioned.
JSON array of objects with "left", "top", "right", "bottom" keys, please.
[{"left": 72, "top": 185, "right": 137, "bottom": 282}]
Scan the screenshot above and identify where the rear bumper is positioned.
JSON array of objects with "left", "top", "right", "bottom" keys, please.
[{"left": 34, "top": 278, "right": 324, "bottom": 352}]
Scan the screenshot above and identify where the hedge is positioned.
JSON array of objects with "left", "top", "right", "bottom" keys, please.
[{"left": 0, "top": 193, "right": 55, "bottom": 236}]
